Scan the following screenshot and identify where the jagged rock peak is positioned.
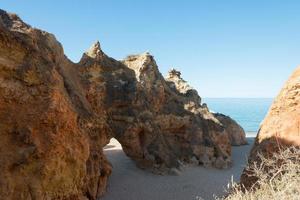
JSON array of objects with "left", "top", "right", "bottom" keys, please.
[
  {"left": 166, "top": 68, "right": 194, "bottom": 95},
  {"left": 0, "top": 9, "right": 31, "bottom": 33},
  {"left": 0, "top": 9, "right": 65, "bottom": 62},
  {"left": 122, "top": 52, "right": 161, "bottom": 81},
  {"left": 85, "top": 40, "right": 104, "bottom": 59},
  {"left": 167, "top": 68, "right": 182, "bottom": 79},
  {"left": 124, "top": 51, "right": 153, "bottom": 63}
]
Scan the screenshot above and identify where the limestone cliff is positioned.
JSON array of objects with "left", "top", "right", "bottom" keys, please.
[
  {"left": 240, "top": 66, "right": 300, "bottom": 189},
  {"left": 0, "top": 9, "right": 245, "bottom": 200}
]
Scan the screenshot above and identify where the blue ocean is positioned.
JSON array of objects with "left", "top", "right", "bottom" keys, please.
[{"left": 203, "top": 98, "right": 273, "bottom": 137}]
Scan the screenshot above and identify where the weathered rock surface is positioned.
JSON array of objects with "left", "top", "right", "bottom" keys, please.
[
  {"left": 0, "top": 10, "right": 110, "bottom": 200},
  {"left": 213, "top": 113, "right": 247, "bottom": 146},
  {"left": 166, "top": 69, "right": 247, "bottom": 146},
  {"left": 122, "top": 58, "right": 232, "bottom": 171},
  {"left": 240, "top": 66, "right": 300, "bottom": 189},
  {"left": 0, "top": 9, "right": 245, "bottom": 200}
]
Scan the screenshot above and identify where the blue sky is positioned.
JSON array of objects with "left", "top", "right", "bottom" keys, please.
[{"left": 1, "top": 1, "right": 300, "bottom": 97}]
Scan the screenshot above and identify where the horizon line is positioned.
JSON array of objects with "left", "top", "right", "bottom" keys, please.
[{"left": 202, "top": 97, "right": 274, "bottom": 99}]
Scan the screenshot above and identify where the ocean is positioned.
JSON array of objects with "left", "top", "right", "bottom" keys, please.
[{"left": 203, "top": 98, "right": 273, "bottom": 137}]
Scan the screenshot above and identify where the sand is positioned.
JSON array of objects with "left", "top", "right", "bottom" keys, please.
[{"left": 102, "top": 137, "right": 254, "bottom": 200}]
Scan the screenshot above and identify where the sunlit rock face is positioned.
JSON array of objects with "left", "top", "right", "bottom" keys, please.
[
  {"left": 0, "top": 9, "right": 245, "bottom": 199},
  {"left": 165, "top": 69, "right": 247, "bottom": 146},
  {"left": 0, "top": 9, "right": 111, "bottom": 200},
  {"left": 121, "top": 55, "right": 244, "bottom": 171},
  {"left": 240, "top": 66, "right": 300, "bottom": 189}
]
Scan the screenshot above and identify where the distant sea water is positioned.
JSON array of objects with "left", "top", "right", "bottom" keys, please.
[{"left": 203, "top": 98, "right": 273, "bottom": 138}]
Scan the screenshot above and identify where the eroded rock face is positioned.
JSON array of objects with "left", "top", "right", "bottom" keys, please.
[
  {"left": 0, "top": 10, "right": 112, "bottom": 200},
  {"left": 240, "top": 66, "right": 300, "bottom": 189},
  {"left": 213, "top": 113, "right": 247, "bottom": 146},
  {"left": 122, "top": 56, "right": 233, "bottom": 170},
  {"left": 0, "top": 9, "right": 245, "bottom": 199}
]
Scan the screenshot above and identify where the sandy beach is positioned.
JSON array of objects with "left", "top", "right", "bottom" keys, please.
[{"left": 102, "top": 137, "right": 254, "bottom": 200}]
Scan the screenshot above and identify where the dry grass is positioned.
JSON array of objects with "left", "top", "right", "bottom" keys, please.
[{"left": 217, "top": 147, "right": 300, "bottom": 200}]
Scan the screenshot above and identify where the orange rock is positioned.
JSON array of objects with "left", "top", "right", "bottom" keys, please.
[
  {"left": 0, "top": 9, "right": 246, "bottom": 199},
  {"left": 240, "top": 66, "right": 300, "bottom": 189}
]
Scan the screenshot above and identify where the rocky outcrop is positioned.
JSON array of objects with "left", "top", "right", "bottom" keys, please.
[
  {"left": 0, "top": 9, "right": 245, "bottom": 200},
  {"left": 240, "top": 66, "right": 300, "bottom": 189},
  {"left": 213, "top": 113, "right": 247, "bottom": 146},
  {"left": 0, "top": 10, "right": 112, "bottom": 200},
  {"left": 122, "top": 57, "right": 233, "bottom": 171},
  {"left": 166, "top": 69, "right": 247, "bottom": 146}
]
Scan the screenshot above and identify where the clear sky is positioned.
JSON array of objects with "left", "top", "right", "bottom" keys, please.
[{"left": 1, "top": 1, "right": 300, "bottom": 97}]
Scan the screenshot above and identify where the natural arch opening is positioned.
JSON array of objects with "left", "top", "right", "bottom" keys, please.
[{"left": 102, "top": 138, "right": 140, "bottom": 197}]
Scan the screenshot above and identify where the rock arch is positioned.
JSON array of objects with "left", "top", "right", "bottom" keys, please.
[{"left": 0, "top": 9, "right": 246, "bottom": 200}]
